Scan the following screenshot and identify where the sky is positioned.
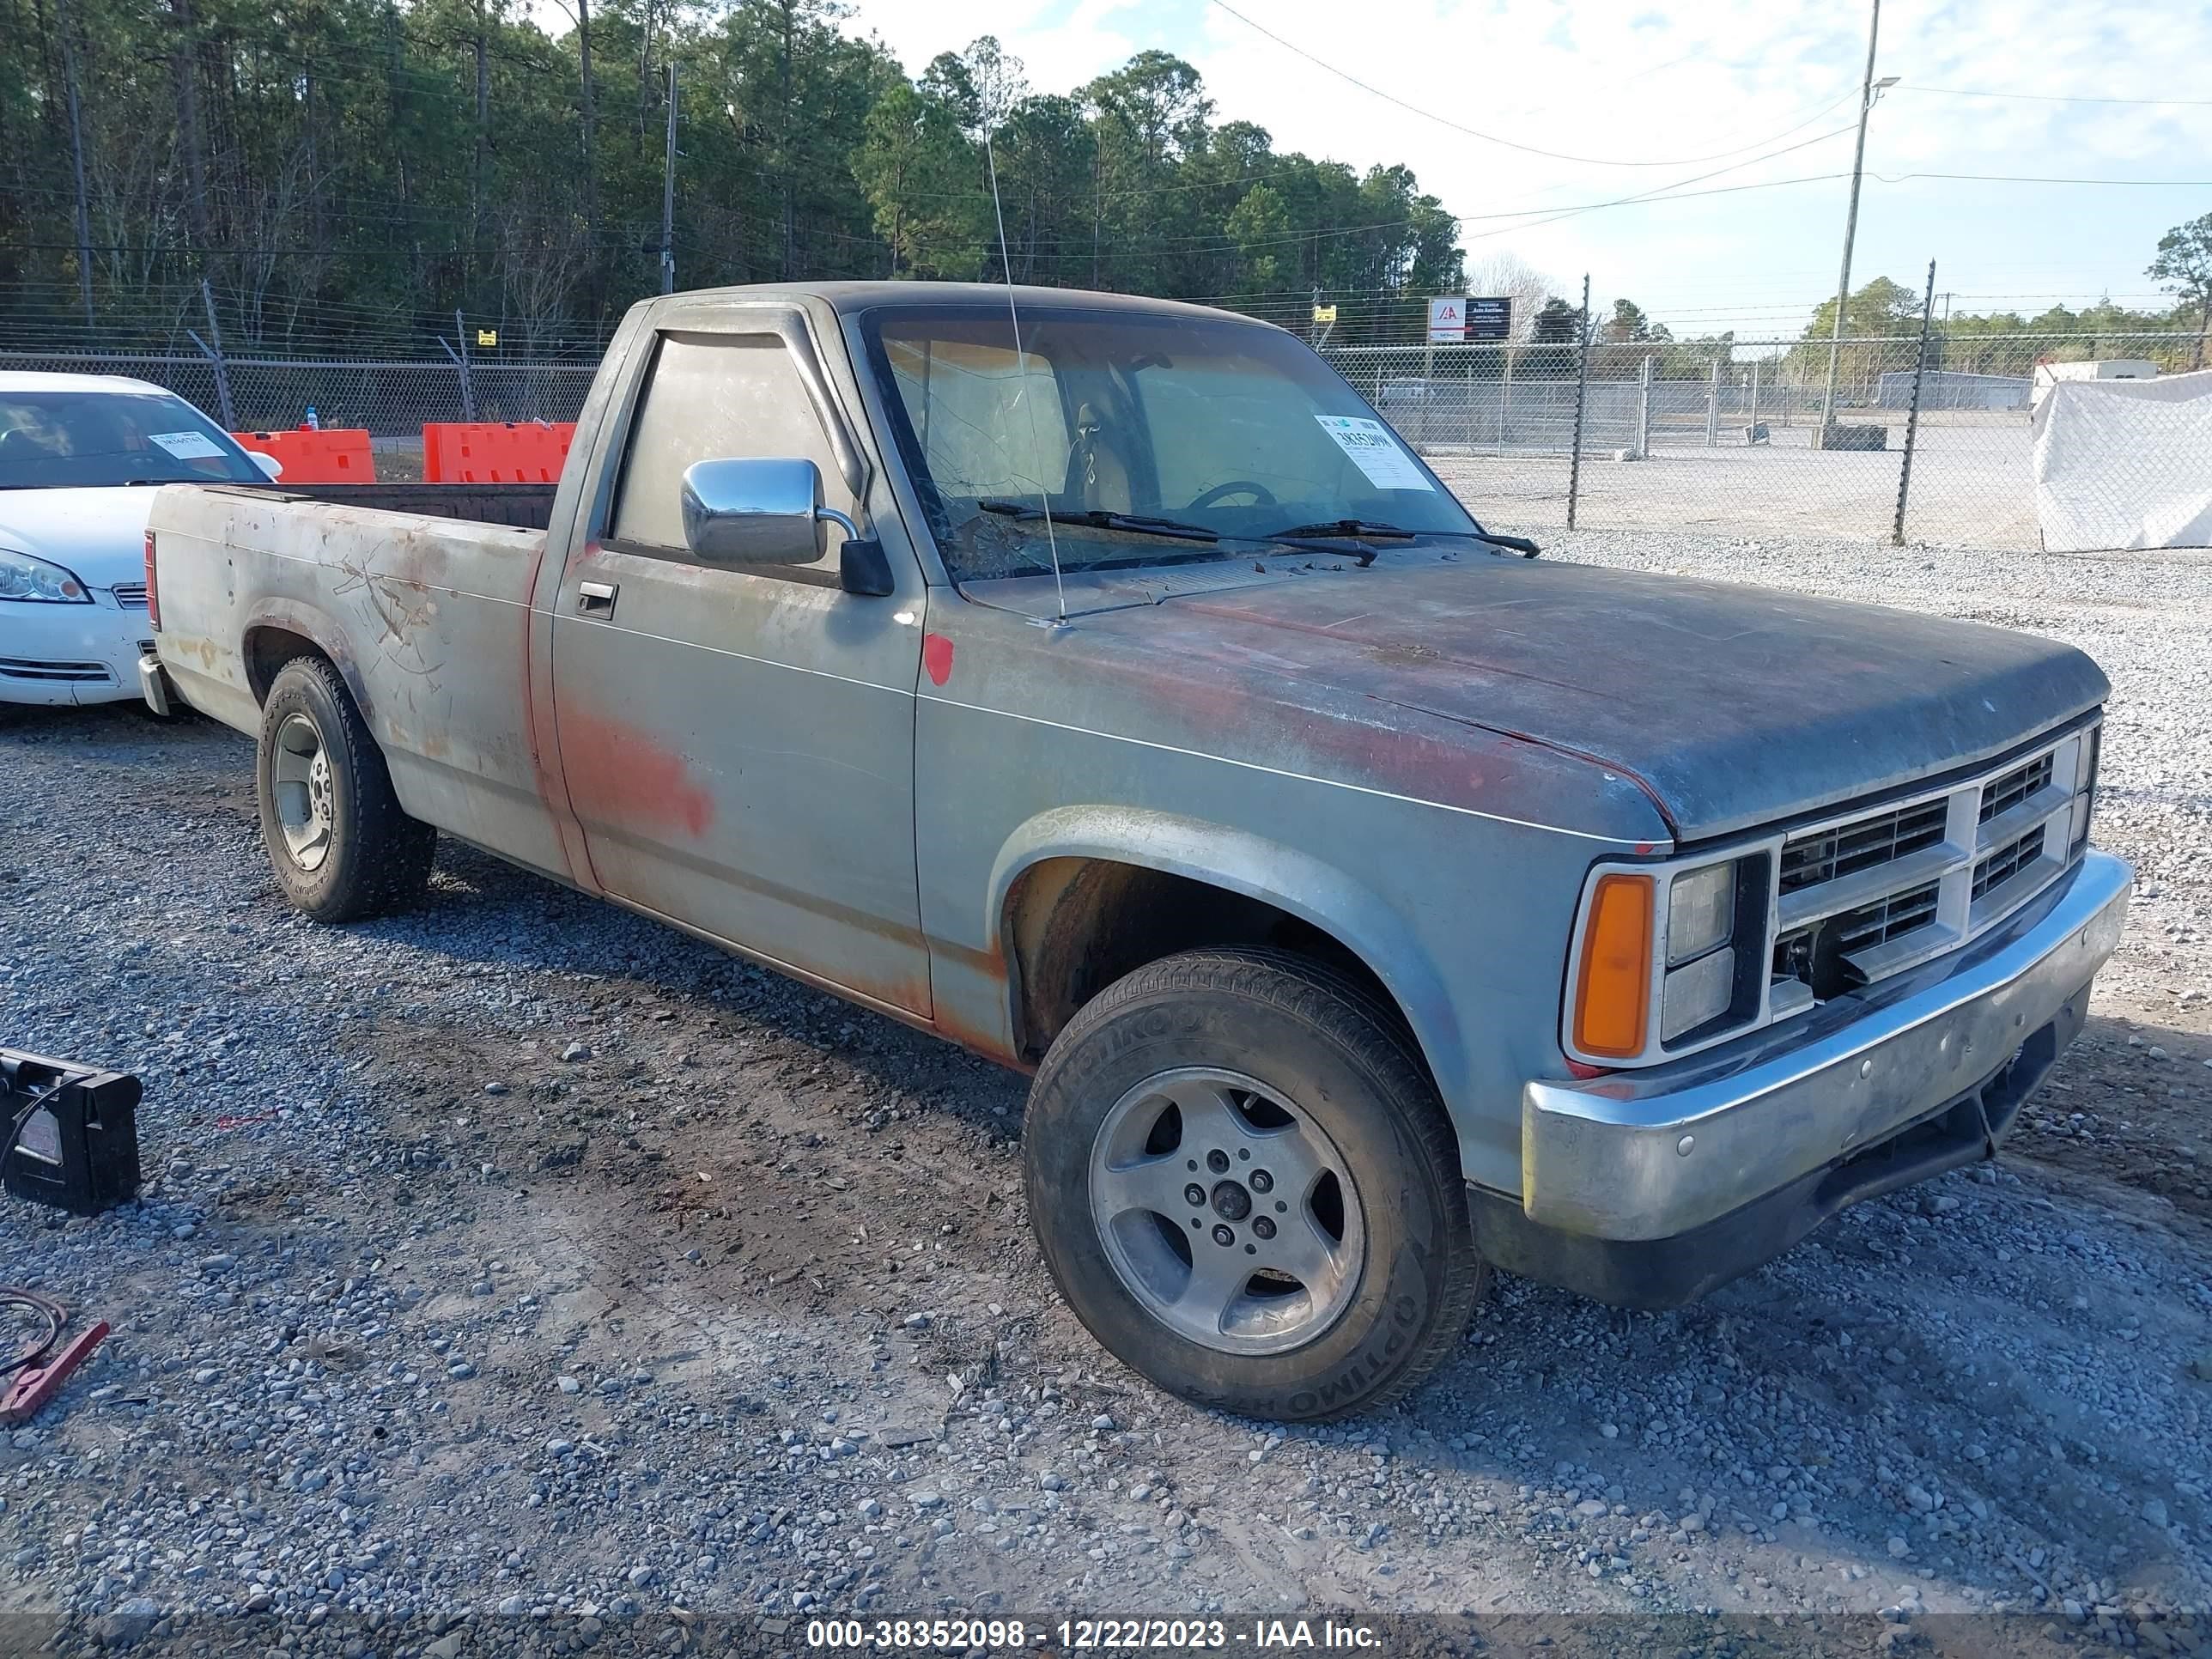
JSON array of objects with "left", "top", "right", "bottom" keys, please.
[{"left": 836, "top": 0, "right": 2212, "bottom": 343}]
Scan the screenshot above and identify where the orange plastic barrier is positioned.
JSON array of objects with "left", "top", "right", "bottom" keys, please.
[
  {"left": 231, "top": 428, "right": 376, "bottom": 484},
  {"left": 421, "top": 422, "right": 575, "bottom": 483}
]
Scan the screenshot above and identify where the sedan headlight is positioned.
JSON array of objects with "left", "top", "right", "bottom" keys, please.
[
  {"left": 0, "top": 547, "right": 93, "bottom": 603},
  {"left": 1568, "top": 852, "right": 1769, "bottom": 1065}
]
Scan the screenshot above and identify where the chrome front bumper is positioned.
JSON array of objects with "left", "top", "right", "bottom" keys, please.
[{"left": 1521, "top": 848, "right": 2131, "bottom": 1242}]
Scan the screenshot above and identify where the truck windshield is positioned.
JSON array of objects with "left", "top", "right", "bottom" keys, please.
[
  {"left": 0, "top": 390, "right": 265, "bottom": 489},
  {"left": 858, "top": 305, "right": 1480, "bottom": 581}
]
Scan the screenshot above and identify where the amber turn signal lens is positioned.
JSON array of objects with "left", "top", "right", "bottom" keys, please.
[{"left": 1573, "top": 872, "right": 1655, "bottom": 1059}]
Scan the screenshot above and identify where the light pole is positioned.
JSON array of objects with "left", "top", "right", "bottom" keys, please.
[
  {"left": 660, "top": 60, "right": 678, "bottom": 295},
  {"left": 1818, "top": 0, "right": 1898, "bottom": 447}
]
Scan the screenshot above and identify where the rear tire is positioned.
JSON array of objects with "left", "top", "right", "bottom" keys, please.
[
  {"left": 1023, "top": 947, "right": 1487, "bottom": 1421},
  {"left": 255, "top": 655, "right": 434, "bottom": 921}
]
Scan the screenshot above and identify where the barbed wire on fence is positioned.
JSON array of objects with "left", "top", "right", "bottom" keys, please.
[{"left": 2, "top": 328, "right": 2201, "bottom": 550}]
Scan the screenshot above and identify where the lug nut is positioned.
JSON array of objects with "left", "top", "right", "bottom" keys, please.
[
  {"left": 1184, "top": 1183, "right": 1206, "bottom": 1208},
  {"left": 1249, "top": 1170, "right": 1273, "bottom": 1194},
  {"left": 1253, "top": 1216, "right": 1276, "bottom": 1239},
  {"left": 1206, "top": 1150, "right": 1230, "bottom": 1174},
  {"left": 1212, "top": 1224, "right": 1235, "bottom": 1247}
]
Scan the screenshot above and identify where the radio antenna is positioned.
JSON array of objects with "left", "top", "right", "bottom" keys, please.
[{"left": 982, "top": 129, "right": 1067, "bottom": 625}]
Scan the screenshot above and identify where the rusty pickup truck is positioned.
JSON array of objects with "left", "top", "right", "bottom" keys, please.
[{"left": 143, "top": 283, "right": 2130, "bottom": 1420}]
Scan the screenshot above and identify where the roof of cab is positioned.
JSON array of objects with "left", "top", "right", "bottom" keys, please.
[
  {"left": 653, "top": 282, "right": 1286, "bottom": 329},
  {"left": 0, "top": 370, "right": 189, "bottom": 398}
]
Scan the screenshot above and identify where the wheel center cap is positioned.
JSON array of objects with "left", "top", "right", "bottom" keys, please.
[{"left": 1210, "top": 1180, "right": 1251, "bottom": 1221}]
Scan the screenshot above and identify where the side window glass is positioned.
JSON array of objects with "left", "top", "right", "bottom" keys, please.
[{"left": 609, "top": 331, "right": 859, "bottom": 569}]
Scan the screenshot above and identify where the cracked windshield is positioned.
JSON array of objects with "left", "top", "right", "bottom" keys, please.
[{"left": 864, "top": 306, "right": 1482, "bottom": 580}]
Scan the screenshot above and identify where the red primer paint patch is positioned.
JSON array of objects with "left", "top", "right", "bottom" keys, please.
[
  {"left": 558, "top": 709, "right": 715, "bottom": 837},
  {"left": 922, "top": 633, "right": 956, "bottom": 687},
  {"left": 1634, "top": 842, "right": 1655, "bottom": 855}
]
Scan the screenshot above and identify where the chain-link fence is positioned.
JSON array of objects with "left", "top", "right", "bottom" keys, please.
[
  {"left": 0, "top": 349, "right": 596, "bottom": 437},
  {"left": 5, "top": 329, "right": 2203, "bottom": 549},
  {"left": 1322, "top": 331, "right": 2203, "bottom": 548}
]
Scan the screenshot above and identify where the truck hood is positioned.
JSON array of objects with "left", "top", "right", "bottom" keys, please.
[
  {"left": 1049, "top": 555, "right": 2111, "bottom": 842},
  {"left": 0, "top": 488, "right": 156, "bottom": 591}
]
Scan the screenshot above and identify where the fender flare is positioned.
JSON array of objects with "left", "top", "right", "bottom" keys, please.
[{"left": 984, "top": 804, "right": 1469, "bottom": 1114}]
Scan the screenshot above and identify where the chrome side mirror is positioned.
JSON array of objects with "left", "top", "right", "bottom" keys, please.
[{"left": 680, "top": 456, "right": 857, "bottom": 567}]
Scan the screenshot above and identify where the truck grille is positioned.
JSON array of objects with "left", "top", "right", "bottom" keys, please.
[
  {"left": 1834, "top": 881, "right": 1942, "bottom": 953},
  {"left": 1978, "top": 753, "right": 2053, "bottom": 823},
  {"left": 1779, "top": 799, "right": 1948, "bottom": 893},
  {"left": 1972, "top": 827, "right": 2045, "bottom": 901},
  {"left": 1770, "top": 725, "right": 2094, "bottom": 1007}
]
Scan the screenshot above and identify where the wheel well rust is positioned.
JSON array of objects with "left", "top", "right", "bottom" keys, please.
[
  {"left": 1002, "top": 857, "right": 1429, "bottom": 1079},
  {"left": 243, "top": 626, "right": 332, "bottom": 705}
]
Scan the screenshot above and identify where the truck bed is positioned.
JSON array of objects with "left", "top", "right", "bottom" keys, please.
[
  {"left": 278, "top": 482, "right": 557, "bottom": 531},
  {"left": 149, "top": 483, "right": 568, "bottom": 878}
]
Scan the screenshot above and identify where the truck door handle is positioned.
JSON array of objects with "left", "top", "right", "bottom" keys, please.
[{"left": 576, "top": 580, "right": 617, "bottom": 616}]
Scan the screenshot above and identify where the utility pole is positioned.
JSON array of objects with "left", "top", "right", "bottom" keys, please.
[
  {"left": 659, "top": 59, "right": 678, "bottom": 295},
  {"left": 1817, "top": 0, "right": 1896, "bottom": 447}
]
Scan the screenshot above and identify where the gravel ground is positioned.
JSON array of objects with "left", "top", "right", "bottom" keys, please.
[
  {"left": 2, "top": 529, "right": 2209, "bottom": 1658},
  {"left": 1426, "top": 419, "right": 2039, "bottom": 545}
]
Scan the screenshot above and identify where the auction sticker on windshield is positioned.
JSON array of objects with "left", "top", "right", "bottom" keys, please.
[
  {"left": 149, "top": 430, "right": 226, "bottom": 460},
  {"left": 1313, "top": 415, "right": 1433, "bottom": 491}
]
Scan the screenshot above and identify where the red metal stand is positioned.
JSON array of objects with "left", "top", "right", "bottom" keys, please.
[{"left": 2, "top": 1319, "right": 109, "bottom": 1427}]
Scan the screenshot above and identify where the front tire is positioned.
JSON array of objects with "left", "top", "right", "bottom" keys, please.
[
  {"left": 255, "top": 655, "right": 434, "bottom": 921},
  {"left": 1023, "top": 948, "right": 1486, "bottom": 1420}
]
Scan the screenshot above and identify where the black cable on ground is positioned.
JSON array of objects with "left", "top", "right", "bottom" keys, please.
[{"left": 0, "top": 1289, "right": 65, "bottom": 1378}]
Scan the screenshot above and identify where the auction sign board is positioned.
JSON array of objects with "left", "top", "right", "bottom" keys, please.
[
  {"left": 1466, "top": 297, "right": 1512, "bottom": 341},
  {"left": 1426, "top": 296, "right": 1467, "bottom": 343}
]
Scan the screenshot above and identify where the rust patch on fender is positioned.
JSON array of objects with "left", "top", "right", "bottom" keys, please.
[
  {"left": 922, "top": 633, "right": 956, "bottom": 687},
  {"left": 557, "top": 709, "right": 715, "bottom": 837}
]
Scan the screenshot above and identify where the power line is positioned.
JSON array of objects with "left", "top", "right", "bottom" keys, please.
[
  {"left": 1451, "top": 116, "right": 1863, "bottom": 245},
  {"left": 1896, "top": 83, "right": 2212, "bottom": 108},
  {"left": 1876, "top": 170, "right": 2212, "bottom": 186},
  {"left": 1207, "top": 0, "right": 1863, "bottom": 170}
]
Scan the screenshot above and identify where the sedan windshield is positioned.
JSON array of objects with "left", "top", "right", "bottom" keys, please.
[
  {"left": 858, "top": 305, "right": 1480, "bottom": 580},
  {"left": 0, "top": 389, "right": 265, "bottom": 489}
]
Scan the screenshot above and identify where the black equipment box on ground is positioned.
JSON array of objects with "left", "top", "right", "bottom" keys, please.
[{"left": 2, "top": 1048, "right": 142, "bottom": 1216}]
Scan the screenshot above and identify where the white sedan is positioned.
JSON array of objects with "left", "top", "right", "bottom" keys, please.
[{"left": 0, "top": 372, "right": 276, "bottom": 707}]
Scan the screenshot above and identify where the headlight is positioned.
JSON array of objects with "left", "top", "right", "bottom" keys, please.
[
  {"left": 1667, "top": 864, "right": 1735, "bottom": 964},
  {"left": 2069, "top": 726, "right": 2100, "bottom": 855},
  {"left": 1568, "top": 853, "right": 1766, "bottom": 1065},
  {"left": 1661, "top": 946, "right": 1735, "bottom": 1041},
  {"left": 0, "top": 547, "right": 93, "bottom": 603}
]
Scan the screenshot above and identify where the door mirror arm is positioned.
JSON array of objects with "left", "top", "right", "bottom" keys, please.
[{"left": 804, "top": 502, "right": 895, "bottom": 596}]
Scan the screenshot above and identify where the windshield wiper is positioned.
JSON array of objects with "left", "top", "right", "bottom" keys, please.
[
  {"left": 1260, "top": 518, "right": 1425, "bottom": 542},
  {"left": 1261, "top": 519, "right": 1544, "bottom": 560},
  {"left": 977, "top": 500, "right": 1218, "bottom": 543}
]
